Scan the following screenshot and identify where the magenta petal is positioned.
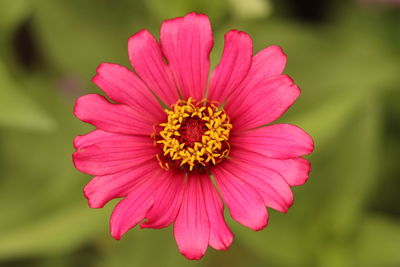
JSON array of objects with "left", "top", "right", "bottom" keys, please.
[
  {"left": 84, "top": 159, "right": 160, "bottom": 208},
  {"left": 200, "top": 173, "right": 233, "bottom": 250},
  {"left": 222, "top": 158, "right": 293, "bottom": 213},
  {"left": 208, "top": 30, "right": 252, "bottom": 102},
  {"left": 160, "top": 12, "right": 213, "bottom": 100},
  {"left": 231, "top": 123, "right": 314, "bottom": 159},
  {"left": 110, "top": 169, "right": 167, "bottom": 240},
  {"left": 73, "top": 94, "right": 153, "bottom": 135},
  {"left": 174, "top": 173, "right": 210, "bottom": 260},
  {"left": 231, "top": 149, "right": 311, "bottom": 186},
  {"left": 141, "top": 171, "right": 185, "bottom": 229},
  {"left": 226, "top": 75, "right": 300, "bottom": 130},
  {"left": 245, "top": 45, "right": 286, "bottom": 83},
  {"left": 232, "top": 46, "right": 286, "bottom": 100},
  {"left": 160, "top": 16, "right": 183, "bottom": 71},
  {"left": 212, "top": 165, "right": 268, "bottom": 231},
  {"left": 92, "top": 63, "right": 165, "bottom": 122},
  {"left": 128, "top": 30, "right": 178, "bottom": 105},
  {"left": 73, "top": 129, "right": 116, "bottom": 149},
  {"left": 224, "top": 45, "right": 286, "bottom": 112},
  {"left": 265, "top": 157, "right": 311, "bottom": 186},
  {"left": 73, "top": 130, "right": 156, "bottom": 175}
]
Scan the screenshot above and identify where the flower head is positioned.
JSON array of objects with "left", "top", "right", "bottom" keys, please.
[
  {"left": 156, "top": 98, "right": 232, "bottom": 171},
  {"left": 73, "top": 12, "right": 314, "bottom": 260}
]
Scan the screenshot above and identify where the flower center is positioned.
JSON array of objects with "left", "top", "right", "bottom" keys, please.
[{"left": 155, "top": 98, "right": 232, "bottom": 171}]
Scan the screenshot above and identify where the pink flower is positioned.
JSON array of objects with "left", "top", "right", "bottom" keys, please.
[{"left": 73, "top": 12, "right": 314, "bottom": 260}]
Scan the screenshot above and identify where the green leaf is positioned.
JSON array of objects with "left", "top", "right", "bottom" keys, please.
[
  {"left": 144, "top": 0, "right": 229, "bottom": 23},
  {"left": 232, "top": 213, "right": 308, "bottom": 266},
  {"left": 0, "top": 203, "right": 109, "bottom": 260},
  {"left": 0, "top": 61, "right": 56, "bottom": 132},
  {"left": 228, "top": 0, "right": 272, "bottom": 19},
  {"left": 32, "top": 0, "right": 142, "bottom": 78},
  {"left": 355, "top": 214, "right": 400, "bottom": 266},
  {"left": 0, "top": 0, "right": 31, "bottom": 33},
  {"left": 305, "top": 94, "right": 381, "bottom": 267},
  {"left": 284, "top": 88, "right": 364, "bottom": 149},
  {"left": 97, "top": 228, "right": 198, "bottom": 267}
]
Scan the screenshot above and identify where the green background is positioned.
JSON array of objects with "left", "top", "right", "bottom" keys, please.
[{"left": 0, "top": 0, "right": 399, "bottom": 266}]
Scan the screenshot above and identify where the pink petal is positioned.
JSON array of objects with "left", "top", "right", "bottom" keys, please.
[
  {"left": 73, "top": 129, "right": 117, "bottom": 149},
  {"left": 208, "top": 30, "right": 252, "bottom": 102},
  {"left": 160, "top": 12, "right": 213, "bottom": 100},
  {"left": 110, "top": 168, "right": 167, "bottom": 240},
  {"left": 200, "top": 173, "right": 233, "bottom": 250},
  {"left": 264, "top": 157, "right": 311, "bottom": 186},
  {"left": 244, "top": 45, "right": 286, "bottom": 84},
  {"left": 73, "top": 130, "right": 156, "bottom": 175},
  {"left": 141, "top": 170, "right": 186, "bottom": 229},
  {"left": 83, "top": 159, "right": 161, "bottom": 208},
  {"left": 231, "top": 45, "right": 287, "bottom": 100},
  {"left": 174, "top": 173, "right": 210, "bottom": 260},
  {"left": 226, "top": 75, "right": 300, "bottom": 130},
  {"left": 128, "top": 30, "right": 179, "bottom": 105},
  {"left": 92, "top": 63, "right": 165, "bottom": 122},
  {"left": 160, "top": 16, "right": 183, "bottom": 71},
  {"left": 74, "top": 94, "right": 154, "bottom": 135},
  {"left": 231, "top": 123, "right": 314, "bottom": 159},
  {"left": 231, "top": 149, "right": 311, "bottom": 186},
  {"left": 212, "top": 164, "right": 268, "bottom": 231},
  {"left": 221, "top": 157, "right": 293, "bottom": 213}
]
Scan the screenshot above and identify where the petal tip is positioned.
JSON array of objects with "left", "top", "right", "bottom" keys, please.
[
  {"left": 72, "top": 135, "right": 82, "bottom": 149},
  {"left": 111, "top": 232, "right": 122, "bottom": 241},
  {"left": 180, "top": 250, "right": 206, "bottom": 261},
  {"left": 110, "top": 219, "right": 123, "bottom": 241},
  {"left": 255, "top": 216, "right": 269, "bottom": 231},
  {"left": 128, "top": 29, "right": 155, "bottom": 57},
  {"left": 73, "top": 94, "right": 102, "bottom": 120},
  {"left": 83, "top": 186, "right": 105, "bottom": 209},
  {"left": 128, "top": 29, "right": 150, "bottom": 42},
  {"left": 95, "top": 62, "right": 109, "bottom": 73},
  {"left": 252, "top": 221, "right": 269, "bottom": 232},
  {"left": 226, "top": 29, "right": 250, "bottom": 38},
  {"left": 184, "top": 11, "right": 209, "bottom": 19},
  {"left": 139, "top": 221, "right": 164, "bottom": 229},
  {"left": 211, "top": 234, "right": 234, "bottom": 251},
  {"left": 268, "top": 45, "right": 285, "bottom": 54}
]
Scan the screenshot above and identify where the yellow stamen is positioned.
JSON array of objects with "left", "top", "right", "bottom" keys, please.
[{"left": 156, "top": 97, "right": 232, "bottom": 171}]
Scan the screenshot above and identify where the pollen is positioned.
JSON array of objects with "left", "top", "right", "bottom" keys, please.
[{"left": 155, "top": 98, "right": 232, "bottom": 171}]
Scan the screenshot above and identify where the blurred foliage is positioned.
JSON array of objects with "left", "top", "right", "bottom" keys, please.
[{"left": 0, "top": 0, "right": 399, "bottom": 266}]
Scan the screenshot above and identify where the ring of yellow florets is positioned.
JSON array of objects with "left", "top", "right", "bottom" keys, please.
[{"left": 155, "top": 98, "right": 232, "bottom": 172}]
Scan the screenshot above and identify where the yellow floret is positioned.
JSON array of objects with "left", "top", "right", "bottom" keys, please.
[{"left": 157, "top": 98, "right": 231, "bottom": 171}]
